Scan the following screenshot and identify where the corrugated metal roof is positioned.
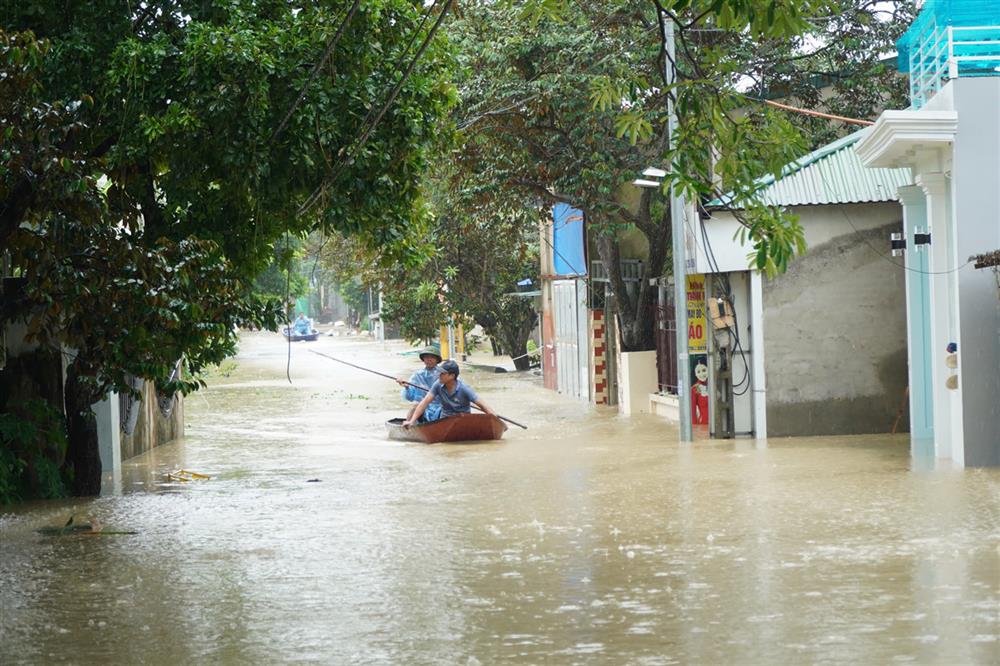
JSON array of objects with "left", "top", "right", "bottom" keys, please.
[{"left": 709, "top": 129, "right": 912, "bottom": 208}]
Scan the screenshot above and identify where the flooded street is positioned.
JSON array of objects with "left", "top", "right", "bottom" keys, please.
[{"left": 2, "top": 332, "right": 998, "bottom": 664}]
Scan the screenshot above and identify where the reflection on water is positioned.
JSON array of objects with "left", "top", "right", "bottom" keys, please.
[{"left": 2, "top": 333, "right": 998, "bottom": 664}]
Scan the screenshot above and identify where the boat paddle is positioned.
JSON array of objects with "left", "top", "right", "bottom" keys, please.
[{"left": 307, "top": 349, "right": 528, "bottom": 429}]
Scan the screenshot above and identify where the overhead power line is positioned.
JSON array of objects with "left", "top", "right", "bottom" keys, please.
[
  {"left": 298, "top": 0, "right": 454, "bottom": 218},
  {"left": 270, "top": 0, "right": 363, "bottom": 144},
  {"left": 754, "top": 97, "right": 875, "bottom": 127}
]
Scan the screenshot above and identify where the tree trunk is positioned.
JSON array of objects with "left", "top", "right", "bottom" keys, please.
[
  {"left": 501, "top": 319, "right": 533, "bottom": 371},
  {"left": 595, "top": 232, "right": 652, "bottom": 352},
  {"left": 491, "top": 299, "right": 537, "bottom": 371},
  {"left": 593, "top": 200, "right": 671, "bottom": 353},
  {"left": 63, "top": 363, "right": 102, "bottom": 496}
]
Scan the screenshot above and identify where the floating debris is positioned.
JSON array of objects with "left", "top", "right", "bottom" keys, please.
[
  {"left": 35, "top": 514, "right": 137, "bottom": 536},
  {"left": 165, "top": 469, "right": 212, "bottom": 482}
]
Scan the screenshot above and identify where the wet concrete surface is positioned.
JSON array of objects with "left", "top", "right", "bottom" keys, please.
[{"left": 1, "top": 332, "right": 998, "bottom": 664}]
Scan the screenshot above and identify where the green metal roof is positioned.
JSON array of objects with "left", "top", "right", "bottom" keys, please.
[{"left": 708, "top": 129, "right": 912, "bottom": 208}]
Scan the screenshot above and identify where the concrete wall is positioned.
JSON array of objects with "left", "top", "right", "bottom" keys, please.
[
  {"left": 120, "top": 380, "right": 184, "bottom": 461},
  {"left": 951, "top": 78, "right": 1000, "bottom": 466},
  {"left": 761, "top": 202, "right": 909, "bottom": 436},
  {"left": 1, "top": 315, "right": 183, "bottom": 466},
  {"left": 618, "top": 350, "right": 658, "bottom": 415},
  {"left": 692, "top": 212, "right": 754, "bottom": 274}
]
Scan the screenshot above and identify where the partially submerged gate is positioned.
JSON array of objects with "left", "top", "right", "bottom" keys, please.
[{"left": 552, "top": 278, "right": 590, "bottom": 400}]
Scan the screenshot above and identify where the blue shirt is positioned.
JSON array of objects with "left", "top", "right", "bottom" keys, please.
[
  {"left": 402, "top": 367, "right": 442, "bottom": 421},
  {"left": 430, "top": 379, "right": 479, "bottom": 417}
]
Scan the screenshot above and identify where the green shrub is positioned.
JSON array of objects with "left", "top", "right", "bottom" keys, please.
[{"left": 0, "top": 399, "right": 70, "bottom": 504}]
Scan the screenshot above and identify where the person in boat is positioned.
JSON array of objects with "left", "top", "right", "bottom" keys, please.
[
  {"left": 403, "top": 359, "right": 496, "bottom": 427},
  {"left": 396, "top": 346, "right": 443, "bottom": 423},
  {"left": 293, "top": 312, "right": 312, "bottom": 335}
]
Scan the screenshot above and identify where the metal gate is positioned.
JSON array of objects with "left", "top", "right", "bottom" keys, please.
[
  {"left": 552, "top": 279, "right": 590, "bottom": 399},
  {"left": 655, "top": 300, "right": 678, "bottom": 394}
]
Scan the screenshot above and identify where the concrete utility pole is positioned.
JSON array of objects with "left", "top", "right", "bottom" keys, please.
[{"left": 664, "top": 16, "right": 693, "bottom": 443}]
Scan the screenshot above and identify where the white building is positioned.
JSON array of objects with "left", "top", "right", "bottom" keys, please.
[
  {"left": 692, "top": 131, "right": 913, "bottom": 440},
  {"left": 854, "top": 1, "right": 1000, "bottom": 467}
]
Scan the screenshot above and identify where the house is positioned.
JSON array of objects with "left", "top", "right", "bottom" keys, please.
[
  {"left": 854, "top": 0, "right": 1000, "bottom": 467},
  {"left": 685, "top": 130, "right": 913, "bottom": 439},
  {"left": 539, "top": 203, "right": 655, "bottom": 412},
  {"left": 539, "top": 204, "right": 594, "bottom": 402}
]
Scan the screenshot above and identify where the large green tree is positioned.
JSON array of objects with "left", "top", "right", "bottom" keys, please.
[
  {"left": 450, "top": 0, "right": 911, "bottom": 351},
  {"left": 1, "top": 0, "right": 456, "bottom": 495},
  {"left": 312, "top": 188, "right": 540, "bottom": 368},
  {"left": 423, "top": 167, "right": 540, "bottom": 370}
]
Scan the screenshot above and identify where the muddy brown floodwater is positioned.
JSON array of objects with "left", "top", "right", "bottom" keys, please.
[{"left": 1, "top": 332, "right": 998, "bottom": 664}]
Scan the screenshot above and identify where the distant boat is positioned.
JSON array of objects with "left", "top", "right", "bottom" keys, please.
[
  {"left": 386, "top": 413, "right": 507, "bottom": 444},
  {"left": 282, "top": 326, "right": 319, "bottom": 342}
]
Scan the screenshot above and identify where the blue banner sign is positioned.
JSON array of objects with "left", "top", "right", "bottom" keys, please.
[{"left": 552, "top": 204, "right": 586, "bottom": 276}]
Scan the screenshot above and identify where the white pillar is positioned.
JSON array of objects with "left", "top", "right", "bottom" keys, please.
[
  {"left": 897, "top": 185, "right": 934, "bottom": 457},
  {"left": 749, "top": 270, "right": 767, "bottom": 442},
  {"left": 93, "top": 394, "right": 122, "bottom": 495},
  {"left": 916, "top": 172, "right": 964, "bottom": 465}
]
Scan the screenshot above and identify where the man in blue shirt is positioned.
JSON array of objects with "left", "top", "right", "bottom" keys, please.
[
  {"left": 293, "top": 312, "right": 312, "bottom": 335},
  {"left": 404, "top": 359, "right": 496, "bottom": 426},
  {"left": 397, "top": 346, "right": 443, "bottom": 422}
]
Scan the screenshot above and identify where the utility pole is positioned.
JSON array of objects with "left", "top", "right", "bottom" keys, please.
[{"left": 664, "top": 15, "right": 693, "bottom": 442}]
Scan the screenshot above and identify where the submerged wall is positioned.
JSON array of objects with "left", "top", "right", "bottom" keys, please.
[
  {"left": 1, "top": 314, "right": 183, "bottom": 467},
  {"left": 762, "top": 203, "right": 909, "bottom": 437},
  {"left": 120, "top": 380, "right": 184, "bottom": 461}
]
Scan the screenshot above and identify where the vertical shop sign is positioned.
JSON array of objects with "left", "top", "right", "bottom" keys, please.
[{"left": 686, "top": 274, "right": 706, "bottom": 353}]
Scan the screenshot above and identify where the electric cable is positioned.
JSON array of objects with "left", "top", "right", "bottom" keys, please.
[
  {"left": 298, "top": 0, "right": 453, "bottom": 218},
  {"left": 835, "top": 207, "right": 973, "bottom": 276},
  {"left": 692, "top": 201, "right": 752, "bottom": 393},
  {"left": 269, "top": 0, "right": 362, "bottom": 145}
]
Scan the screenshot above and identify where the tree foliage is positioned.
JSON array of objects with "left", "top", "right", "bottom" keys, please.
[
  {"left": 424, "top": 171, "right": 540, "bottom": 369},
  {"left": 313, "top": 181, "right": 540, "bottom": 366},
  {"left": 2, "top": 0, "right": 456, "bottom": 267},
  {"left": 0, "top": 1, "right": 456, "bottom": 495},
  {"left": 449, "top": 0, "right": 911, "bottom": 350}
]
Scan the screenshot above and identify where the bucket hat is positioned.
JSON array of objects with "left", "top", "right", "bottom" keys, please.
[{"left": 418, "top": 345, "right": 442, "bottom": 363}]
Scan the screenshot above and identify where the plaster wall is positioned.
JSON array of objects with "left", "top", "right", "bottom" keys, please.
[
  {"left": 692, "top": 204, "right": 878, "bottom": 274},
  {"left": 693, "top": 212, "right": 752, "bottom": 274},
  {"left": 761, "top": 203, "right": 909, "bottom": 436},
  {"left": 951, "top": 78, "right": 1000, "bottom": 466},
  {"left": 587, "top": 225, "right": 649, "bottom": 265},
  {"left": 119, "top": 380, "right": 184, "bottom": 461},
  {"left": 618, "top": 350, "right": 658, "bottom": 416}
]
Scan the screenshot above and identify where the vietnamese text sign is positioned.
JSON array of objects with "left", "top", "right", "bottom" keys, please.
[{"left": 687, "top": 274, "right": 707, "bottom": 353}]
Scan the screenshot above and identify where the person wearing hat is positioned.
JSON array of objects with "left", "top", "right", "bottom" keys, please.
[
  {"left": 397, "top": 346, "right": 443, "bottom": 422},
  {"left": 403, "top": 359, "right": 496, "bottom": 427}
]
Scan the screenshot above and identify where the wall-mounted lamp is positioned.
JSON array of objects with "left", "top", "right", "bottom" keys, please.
[
  {"left": 890, "top": 232, "right": 906, "bottom": 257},
  {"left": 913, "top": 231, "right": 932, "bottom": 246}
]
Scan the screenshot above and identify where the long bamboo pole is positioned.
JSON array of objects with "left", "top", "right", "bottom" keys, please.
[{"left": 307, "top": 349, "right": 528, "bottom": 429}]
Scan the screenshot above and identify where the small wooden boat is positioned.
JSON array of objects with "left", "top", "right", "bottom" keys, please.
[
  {"left": 282, "top": 326, "right": 319, "bottom": 342},
  {"left": 386, "top": 413, "right": 507, "bottom": 444}
]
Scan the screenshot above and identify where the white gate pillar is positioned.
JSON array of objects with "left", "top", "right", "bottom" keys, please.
[{"left": 915, "top": 172, "right": 964, "bottom": 464}]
